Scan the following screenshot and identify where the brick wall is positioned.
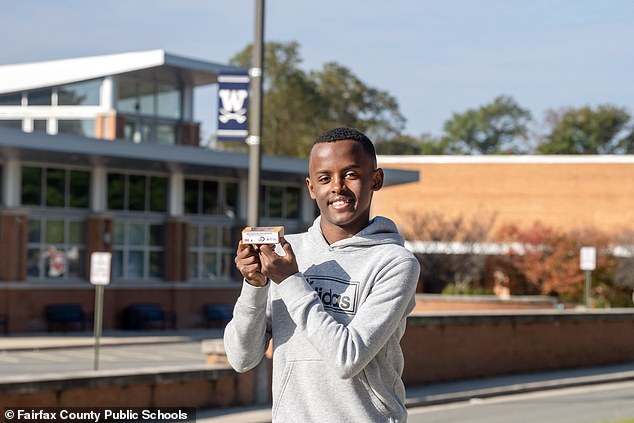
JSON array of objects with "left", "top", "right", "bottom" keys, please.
[
  {"left": 374, "top": 160, "right": 634, "bottom": 233},
  {"left": 402, "top": 310, "right": 634, "bottom": 385}
]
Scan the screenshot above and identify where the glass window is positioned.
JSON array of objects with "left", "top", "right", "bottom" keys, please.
[
  {"left": 0, "top": 93, "right": 21, "bottom": 106},
  {"left": 112, "top": 221, "right": 164, "bottom": 280},
  {"left": 46, "top": 169, "right": 65, "bottom": 207},
  {"left": 128, "top": 251, "right": 144, "bottom": 278},
  {"left": 202, "top": 180, "right": 219, "bottom": 214},
  {"left": 128, "top": 223, "right": 145, "bottom": 246},
  {"left": 138, "top": 80, "right": 154, "bottom": 116},
  {"left": 155, "top": 124, "right": 176, "bottom": 145},
  {"left": 224, "top": 182, "right": 238, "bottom": 217},
  {"left": 57, "top": 120, "right": 95, "bottom": 138},
  {"left": 69, "top": 221, "right": 84, "bottom": 244},
  {"left": 117, "top": 76, "right": 138, "bottom": 114},
  {"left": 57, "top": 79, "right": 101, "bottom": 106},
  {"left": 260, "top": 184, "right": 302, "bottom": 219},
  {"left": 107, "top": 173, "right": 167, "bottom": 213},
  {"left": 28, "top": 220, "right": 41, "bottom": 243},
  {"left": 22, "top": 166, "right": 90, "bottom": 209},
  {"left": 0, "top": 120, "right": 22, "bottom": 129},
  {"left": 46, "top": 220, "right": 64, "bottom": 244},
  {"left": 114, "top": 223, "right": 125, "bottom": 245},
  {"left": 26, "top": 218, "right": 85, "bottom": 280},
  {"left": 286, "top": 187, "right": 300, "bottom": 219},
  {"left": 156, "top": 83, "right": 181, "bottom": 119},
  {"left": 21, "top": 166, "right": 42, "bottom": 206},
  {"left": 184, "top": 178, "right": 239, "bottom": 216},
  {"left": 189, "top": 223, "right": 236, "bottom": 282},
  {"left": 107, "top": 173, "right": 125, "bottom": 210},
  {"left": 149, "top": 176, "right": 167, "bottom": 212},
  {"left": 27, "top": 88, "right": 52, "bottom": 106},
  {"left": 149, "top": 251, "right": 163, "bottom": 277},
  {"left": 184, "top": 179, "right": 199, "bottom": 214},
  {"left": 268, "top": 186, "right": 283, "bottom": 218},
  {"left": 69, "top": 170, "right": 90, "bottom": 208},
  {"left": 128, "top": 175, "right": 146, "bottom": 211},
  {"left": 149, "top": 224, "right": 163, "bottom": 247},
  {"left": 202, "top": 226, "right": 217, "bottom": 247},
  {"left": 33, "top": 120, "right": 47, "bottom": 133}
]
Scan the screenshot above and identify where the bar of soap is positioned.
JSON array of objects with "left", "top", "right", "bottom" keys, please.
[{"left": 242, "top": 226, "right": 284, "bottom": 244}]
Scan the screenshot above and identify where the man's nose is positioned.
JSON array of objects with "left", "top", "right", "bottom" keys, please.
[{"left": 331, "top": 176, "right": 346, "bottom": 193}]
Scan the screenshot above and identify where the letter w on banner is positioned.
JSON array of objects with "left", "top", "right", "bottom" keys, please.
[{"left": 217, "top": 71, "right": 250, "bottom": 141}]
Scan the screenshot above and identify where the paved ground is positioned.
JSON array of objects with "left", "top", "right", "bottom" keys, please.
[
  {"left": 0, "top": 342, "right": 205, "bottom": 375},
  {"left": 2, "top": 330, "right": 634, "bottom": 423}
]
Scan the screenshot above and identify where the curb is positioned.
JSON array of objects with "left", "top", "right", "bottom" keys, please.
[{"left": 405, "top": 370, "right": 634, "bottom": 407}]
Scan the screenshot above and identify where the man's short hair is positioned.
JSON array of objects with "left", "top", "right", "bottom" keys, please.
[{"left": 314, "top": 127, "right": 377, "bottom": 165}]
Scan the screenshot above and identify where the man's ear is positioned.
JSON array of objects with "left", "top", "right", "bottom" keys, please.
[
  {"left": 306, "top": 177, "right": 317, "bottom": 199},
  {"left": 372, "top": 168, "right": 384, "bottom": 191}
]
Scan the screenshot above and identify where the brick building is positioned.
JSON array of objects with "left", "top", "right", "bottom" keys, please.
[
  {"left": 374, "top": 155, "right": 634, "bottom": 234},
  {"left": 0, "top": 51, "right": 418, "bottom": 332}
]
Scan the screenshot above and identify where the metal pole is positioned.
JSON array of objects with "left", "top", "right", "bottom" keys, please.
[
  {"left": 93, "top": 285, "right": 104, "bottom": 371},
  {"left": 247, "top": 0, "right": 264, "bottom": 227},
  {"left": 248, "top": 0, "right": 268, "bottom": 405},
  {"left": 584, "top": 270, "right": 592, "bottom": 307}
]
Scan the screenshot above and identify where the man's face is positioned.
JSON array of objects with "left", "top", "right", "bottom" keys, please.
[{"left": 306, "top": 140, "right": 384, "bottom": 237}]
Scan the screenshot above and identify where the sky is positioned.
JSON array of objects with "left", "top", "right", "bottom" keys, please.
[{"left": 3, "top": 0, "right": 634, "bottom": 140}]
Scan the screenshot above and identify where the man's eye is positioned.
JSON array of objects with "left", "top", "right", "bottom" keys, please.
[
  {"left": 318, "top": 176, "right": 330, "bottom": 183},
  {"left": 345, "top": 172, "right": 358, "bottom": 178}
]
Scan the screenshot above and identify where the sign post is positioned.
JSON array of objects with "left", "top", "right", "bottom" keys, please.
[
  {"left": 90, "top": 252, "right": 112, "bottom": 371},
  {"left": 579, "top": 246, "right": 596, "bottom": 307}
]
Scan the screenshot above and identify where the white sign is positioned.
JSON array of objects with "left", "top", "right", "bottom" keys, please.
[
  {"left": 90, "top": 252, "right": 112, "bottom": 285},
  {"left": 580, "top": 246, "right": 596, "bottom": 271}
]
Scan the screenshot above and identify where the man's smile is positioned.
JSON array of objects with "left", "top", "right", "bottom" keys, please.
[{"left": 329, "top": 195, "right": 355, "bottom": 210}]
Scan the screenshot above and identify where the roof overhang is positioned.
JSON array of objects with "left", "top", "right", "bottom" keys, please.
[
  {"left": 0, "top": 128, "right": 419, "bottom": 186},
  {"left": 0, "top": 50, "right": 244, "bottom": 94}
]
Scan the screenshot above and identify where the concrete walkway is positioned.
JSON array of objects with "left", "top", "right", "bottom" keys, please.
[
  {"left": 2, "top": 331, "right": 634, "bottom": 423},
  {"left": 0, "top": 329, "right": 220, "bottom": 351}
]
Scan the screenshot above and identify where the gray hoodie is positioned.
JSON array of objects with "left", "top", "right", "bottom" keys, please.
[{"left": 224, "top": 216, "right": 420, "bottom": 422}]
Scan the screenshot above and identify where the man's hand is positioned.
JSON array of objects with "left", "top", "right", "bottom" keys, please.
[
  {"left": 235, "top": 240, "right": 268, "bottom": 287},
  {"left": 259, "top": 239, "right": 299, "bottom": 284}
]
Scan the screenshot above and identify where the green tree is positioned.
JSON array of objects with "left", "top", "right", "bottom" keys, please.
[
  {"left": 375, "top": 133, "right": 450, "bottom": 155},
  {"left": 442, "top": 96, "right": 532, "bottom": 154},
  {"left": 230, "top": 41, "right": 326, "bottom": 157},
  {"left": 312, "top": 62, "right": 405, "bottom": 143},
  {"left": 537, "top": 106, "right": 634, "bottom": 154},
  {"left": 229, "top": 41, "right": 405, "bottom": 158},
  {"left": 375, "top": 134, "right": 421, "bottom": 155}
]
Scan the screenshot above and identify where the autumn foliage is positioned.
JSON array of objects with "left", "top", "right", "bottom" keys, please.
[
  {"left": 404, "top": 211, "right": 633, "bottom": 306},
  {"left": 493, "top": 222, "right": 616, "bottom": 302}
]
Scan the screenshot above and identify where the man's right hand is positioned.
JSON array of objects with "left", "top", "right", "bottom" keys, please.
[{"left": 235, "top": 240, "right": 268, "bottom": 287}]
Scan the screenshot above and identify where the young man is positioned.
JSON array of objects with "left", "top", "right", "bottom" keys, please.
[{"left": 224, "top": 127, "right": 420, "bottom": 422}]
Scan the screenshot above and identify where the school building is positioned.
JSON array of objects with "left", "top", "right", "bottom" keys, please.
[
  {"left": 0, "top": 51, "right": 418, "bottom": 333},
  {"left": 374, "top": 155, "right": 634, "bottom": 235}
]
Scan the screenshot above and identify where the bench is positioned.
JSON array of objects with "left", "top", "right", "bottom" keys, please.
[
  {"left": 121, "top": 303, "right": 176, "bottom": 330},
  {"left": 45, "top": 304, "right": 90, "bottom": 332},
  {"left": 203, "top": 304, "right": 234, "bottom": 328}
]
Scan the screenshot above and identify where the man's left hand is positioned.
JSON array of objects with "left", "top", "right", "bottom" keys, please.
[{"left": 258, "top": 239, "right": 299, "bottom": 284}]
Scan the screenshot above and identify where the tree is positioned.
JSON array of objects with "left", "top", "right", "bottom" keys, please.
[
  {"left": 494, "top": 222, "right": 616, "bottom": 303},
  {"left": 229, "top": 41, "right": 405, "bottom": 158},
  {"left": 401, "top": 211, "right": 497, "bottom": 293},
  {"left": 442, "top": 96, "right": 532, "bottom": 154},
  {"left": 375, "top": 133, "right": 451, "bottom": 155},
  {"left": 537, "top": 105, "right": 634, "bottom": 154},
  {"left": 312, "top": 62, "right": 405, "bottom": 143},
  {"left": 230, "top": 42, "right": 327, "bottom": 157}
]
